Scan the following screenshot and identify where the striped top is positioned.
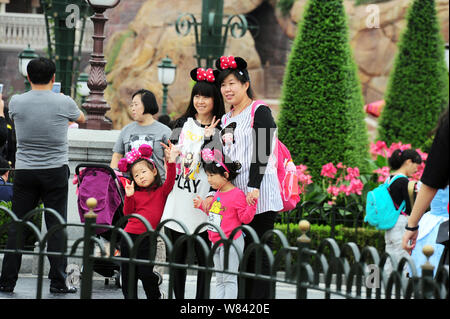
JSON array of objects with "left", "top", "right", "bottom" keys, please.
[{"left": 221, "top": 102, "right": 283, "bottom": 214}]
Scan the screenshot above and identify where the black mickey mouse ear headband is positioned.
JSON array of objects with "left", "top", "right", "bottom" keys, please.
[{"left": 190, "top": 67, "right": 220, "bottom": 83}]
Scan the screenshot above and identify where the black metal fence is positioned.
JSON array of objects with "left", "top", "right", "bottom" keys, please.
[{"left": 0, "top": 200, "right": 448, "bottom": 299}]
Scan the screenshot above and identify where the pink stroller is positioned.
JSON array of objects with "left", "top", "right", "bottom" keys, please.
[{"left": 75, "top": 163, "right": 126, "bottom": 286}]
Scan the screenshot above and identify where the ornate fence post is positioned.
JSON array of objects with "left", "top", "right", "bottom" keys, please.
[
  {"left": 420, "top": 245, "right": 436, "bottom": 298},
  {"left": 296, "top": 220, "right": 311, "bottom": 299},
  {"left": 80, "top": 198, "right": 98, "bottom": 299}
]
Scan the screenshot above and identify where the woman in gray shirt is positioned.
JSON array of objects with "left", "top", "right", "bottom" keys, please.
[{"left": 110, "top": 89, "right": 171, "bottom": 181}]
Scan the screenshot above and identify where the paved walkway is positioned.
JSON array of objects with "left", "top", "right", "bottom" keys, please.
[
  {"left": 0, "top": 273, "right": 296, "bottom": 299},
  {"left": 0, "top": 273, "right": 337, "bottom": 299}
]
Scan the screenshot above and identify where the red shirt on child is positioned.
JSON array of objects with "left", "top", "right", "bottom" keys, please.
[{"left": 123, "top": 163, "right": 176, "bottom": 234}]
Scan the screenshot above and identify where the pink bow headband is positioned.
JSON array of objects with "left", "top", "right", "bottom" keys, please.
[
  {"left": 196, "top": 67, "right": 215, "bottom": 83},
  {"left": 118, "top": 144, "right": 154, "bottom": 172},
  {"left": 201, "top": 148, "right": 229, "bottom": 173}
]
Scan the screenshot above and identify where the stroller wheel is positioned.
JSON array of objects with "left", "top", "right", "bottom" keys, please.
[{"left": 115, "top": 270, "right": 121, "bottom": 288}]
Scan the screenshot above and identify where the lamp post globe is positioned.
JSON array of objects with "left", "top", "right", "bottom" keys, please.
[
  {"left": 18, "top": 44, "right": 39, "bottom": 91},
  {"left": 86, "top": 0, "right": 120, "bottom": 11},
  {"left": 77, "top": 73, "right": 90, "bottom": 97},
  {"left": 157, "top": 56, "right": 177, "bottom": 116}
]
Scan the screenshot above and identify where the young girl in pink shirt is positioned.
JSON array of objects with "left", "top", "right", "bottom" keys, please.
[{"left": 193, "top": 148, "right": 258, "bottom": 298}]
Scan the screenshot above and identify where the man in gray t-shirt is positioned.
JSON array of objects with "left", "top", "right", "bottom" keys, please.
[
  {"left": 9, "top": 91, "right": 81, "bottom": 169},
  {"left": 0, "top": 57, "right": 84, "bottom": 294}
]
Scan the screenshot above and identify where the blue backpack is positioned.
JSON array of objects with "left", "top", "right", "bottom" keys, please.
[{"left": 364, "top": 174, "right": 406, "bottom": 230}]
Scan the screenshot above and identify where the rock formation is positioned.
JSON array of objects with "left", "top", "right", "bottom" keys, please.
[{"left": 104, "top": 0, "right": 264, "bottom": 129}]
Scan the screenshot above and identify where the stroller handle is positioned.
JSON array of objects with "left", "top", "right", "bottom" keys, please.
[
  {"left": 75, "top": 163, "right": 118, "bottom": 177},
  {"left": 75, "top": 162, "right": 126, "bottom": 203}
]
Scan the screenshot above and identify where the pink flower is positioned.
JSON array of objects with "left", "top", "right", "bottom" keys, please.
[
  {"left": 387, "top": 141, "right": 411, "bottom": 157},
  {"left": 321, "top": 163, "right": 337, "bottom": 178},
  {"left": 370, "top": 141, "right": 388, "bottom": 158},
  {"left": 299, "top": 173, "right": 313, "bottom": 185},
  {"left": 345, "top": 167, "right": 360, "bottom": 180},
  {"left": 349, "top": 178, "right": 364, "bottom": 195},
  {"left": 339, "top": 184, "right": 350, "bottom": 196},
  {"left": 296, "top": 164, "right": 308, "bottom": 174},
  {"left": 374, "top": 166, "right": 390, "bottom": 183},
  {"left": 327, "top": 185, "right": 340, "bottom": 197},
  {"left": 412, "top": 162, "right": 425, "bottom": 181},
  {"left": 416, "top": 148, "right": 428, "bottom": 162}
]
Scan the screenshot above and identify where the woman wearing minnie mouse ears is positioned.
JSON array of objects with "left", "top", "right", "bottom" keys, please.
[
  {"left": 215, "top": 55, "right": 283, "bottom": 299},
  {"left": 159, "top": 67, "right": 225, "bottom": 299}
]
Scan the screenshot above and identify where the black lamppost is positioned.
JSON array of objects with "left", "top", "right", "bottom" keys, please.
[
  {"left": 157, "top": 56, "right": 177, "bottom": 116},
  {"left": 79, "top": 0, "right": 120, "bottom": 130},
  {"left": 175, "top": 0, "right": 249, "bottom": 68},
  {"left": 18, "top": 44, "right": 39, "bottom": 91}
]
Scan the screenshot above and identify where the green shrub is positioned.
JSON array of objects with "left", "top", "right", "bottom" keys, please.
[
  {"left": 273, "top": 223, "right": 385, "bottom": 254},
  {"left": 277, "top": 0, "right": 370, "bottom": 182},
  {"left": 377, "top": 0, "right": 449, "bottom": 150},
  {"left": 0, "top": 201, "right": 43, "bottom": 250}
]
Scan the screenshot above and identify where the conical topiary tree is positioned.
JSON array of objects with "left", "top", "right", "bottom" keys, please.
[
  {"left": 377, "top": 0, "right": 449, "bottom": 150},
  {"left": 277, "top": 0, "right": 370, "bottom": 182}
]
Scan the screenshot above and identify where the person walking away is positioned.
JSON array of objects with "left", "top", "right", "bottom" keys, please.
[
  {"left": 410, "top": 186, "right": 449, "bottom": 276},
  {"left": 0, "top": 57, "right": 85, "bottom": 293},
  {"left": 403, "top": 107, "right": 449, "bottom": 268},
  {"left": 384, "top": 149, "right": 422, "bottom": 275}
]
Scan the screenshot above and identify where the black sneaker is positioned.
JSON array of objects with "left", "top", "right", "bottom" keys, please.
[
  {"left": 0, "top": 285, "right": 14, "bottom": 293},
  {"left": 49, "top": 286, "right": 77, "bottom": 294}
]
